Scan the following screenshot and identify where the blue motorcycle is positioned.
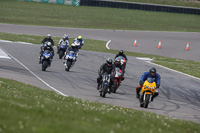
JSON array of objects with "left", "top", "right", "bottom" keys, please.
[
  {"left": 63, "top": 51, "right": 76, "bottom": 71},
  {"left": 41, "top": 50, "right": 53, "bottom": 71},
  {"left": 58, "top": 41, "right": 68, "bottom": 59},
  {"left": 99, "top": 73, "right": 111, "bottom": 97}
]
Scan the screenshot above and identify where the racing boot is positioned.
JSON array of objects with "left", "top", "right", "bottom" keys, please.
[{"left": 97, "top": 83, "right": 100, "bottom": 90}]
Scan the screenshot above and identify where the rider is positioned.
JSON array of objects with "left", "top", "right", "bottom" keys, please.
[
  {"left": 115, "top": 50, "right": 128, "bottom": 62},
  {"left": 115, "top": 50, "right": 127, "bottom": 74},
  {"left": 41, "top": 34, "right": 54, "bottom": 46},
  {"left": 63, "top": 43, "right": 78, "bottom": 61},
  {"left": 136, "top": 67, "right": 161, "bottom": 102},
  {"left": 114, "top": 58, "right": 124, "bottom": 80},
  {"left": 73, "top": 35, "right": 84, "bottom": 50},
  {"left": 40, "top": 34, "right": 55, "bottom": 58},
  {"left": 57, "top": 34, "right": 69, "bottom": 53},
  {"left": 39, "top": 41, "right": 54, "bottom": 64},
  {"left": 97, "top": 58, "right": 115, "bottom": 92}
]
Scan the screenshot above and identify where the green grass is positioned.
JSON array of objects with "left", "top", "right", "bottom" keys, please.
[
  {"left": 113, "top": 0, "right": 200, "bottom": 8},
  {"left": 1, "top": 32, "right": 200, "bottom": 78},
  {"left": 0, "top": 0, "right": 200, "bottom": 32},
  {"left": 0, "top": 77, "right": 199, "bottom": 133}
]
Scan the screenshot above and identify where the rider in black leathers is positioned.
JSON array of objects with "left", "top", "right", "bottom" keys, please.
[
  {"left": 39, "top": 41, "right": 54, "bottom": 64},
  {"left": 40, "top": 34, "right": 54, "bottom": 55},
  {"left": 115, "top": 50, "right": 128, "bottom": 61},
  {"left": 97, "top": 58, "right": 115, "bottom": 92}
]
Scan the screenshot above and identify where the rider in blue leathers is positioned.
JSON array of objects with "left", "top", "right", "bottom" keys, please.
[
  {"left": 136, "top": 67, "right": 161, "bottom": 102},
  {"left": 63, "top": 43, "right": 78, "bottom": 61},
  {"left": 73, "top": 35, "right": 84, "bottom": 50}
]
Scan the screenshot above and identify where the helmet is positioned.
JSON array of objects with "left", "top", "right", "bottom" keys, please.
[
  {"left": 78, "top": 35, "right": 82, "bottom": 40},
  {"left": 149, "top": 67, "right": 156, "bottom": 76},
  {"left": 71, "top": 43, "right": 76, "bottom": 48},
  {"left": 119, "top": 50, "right": 123, "bottom": 54},
  {"left": 63, "top": 34, "right": 68, "bottom": 39},
  {"left": 106, "top": 58, "right": 113, "bottom": 65},
  {"left": 47, "top": 42, "right": 51, "bottom": 47},
  {"left": 115, "top": 58, "right": 120, "bottom": 66},
  {"left": 47, "top": 34, "right": 51, "bottom": 38}
]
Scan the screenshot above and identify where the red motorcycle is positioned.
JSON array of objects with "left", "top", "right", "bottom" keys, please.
[{"left": 113, "top": 67, "right": 122, "bottom": 93}]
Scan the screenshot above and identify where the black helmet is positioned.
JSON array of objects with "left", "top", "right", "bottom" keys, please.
[
  {"left": 119, "top": 50, "right": 123, "bottom": 54},
  {"left": 106, "top": 58, "right": 113, "bottom": 65},
  {"left": 149, "top": 67, "right": 156, "bottom": 76}
]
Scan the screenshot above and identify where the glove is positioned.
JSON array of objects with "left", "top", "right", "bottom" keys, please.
[{"left": 139, "top": 81, "right": 144, "bottom": 86}]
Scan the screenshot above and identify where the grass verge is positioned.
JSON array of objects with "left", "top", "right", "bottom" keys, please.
[
  {"left": 0, "top": 77, "right": 199, "bottom": 133},
  {"left": 1, "top": 32, "right": 200, "bottom": 78},
  {"left": 0, "top": 1, "right": 200, "bottom": 32}
]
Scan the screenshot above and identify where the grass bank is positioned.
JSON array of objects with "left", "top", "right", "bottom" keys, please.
[
  {"left": 0, "top": 77, "right": 199, "bottom": 133},
  {"left": 0, "top": 0, "right": 200, "bottom": 32},
  {"left": 1, "top": 32, "right": 200, "bottom": 78}
]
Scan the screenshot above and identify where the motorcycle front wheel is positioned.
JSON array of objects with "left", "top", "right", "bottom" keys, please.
[
  {"left": 144, "top": 94, "right": 150, "bottom": 108},
  {"left": 102, "top": 84, "right": 108, "bottom": 98},
  {"left": 113, "top": 81, "right": 118, "bottom": 93},
  {"left": 65, "top": 60, "right": 72, "bottom": 71},
  {"left": 42, "top": 60, "right": 48, "bottom": 71}
]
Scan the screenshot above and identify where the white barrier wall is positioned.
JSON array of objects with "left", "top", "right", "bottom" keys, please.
[{"left": 24, "top": 0, "right": 81, "bottom": 6}]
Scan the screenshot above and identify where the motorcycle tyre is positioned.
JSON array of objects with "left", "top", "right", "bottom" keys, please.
[
  {"left": 42, "top": 60, "right": 48, "bottom": 71},
  {"left": 65, "top": 61, "right": 72, "bottom": 71},
  {"left": 59, "top": 50, "right": 64, "bottom": 59},
  {"left": 102, "top": 85, "right": 108, "bottom": 98},
  {"left": 113, "top": 81, "right": 118, "bottom": 93},
  {"left": 144, "top": 94, "right": 150, "bottom": 108}
]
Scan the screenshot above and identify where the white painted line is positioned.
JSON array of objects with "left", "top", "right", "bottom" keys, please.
[
  {"left": 0, "top": 39, "right": 34, "bottom": 45},
  {"left": 0, "top": 47, "right": 11, "bottom": 59},
  {"left": 0, "top": 40, "right": 12, "bottom": 43},
  {"left": 16, "top": 41, "right": 33, "bottom": 45},
  {"left": 106, "top": 40, "right": 111, "bottom": 49},
  {"left": 146, "top": 61, "right": 200, "bottom": 81},
  {"left": 2, "top": 48, "right": 68, "bottom": 97},
  {"left": 136, "top": 57, "right": 153, "bottom": 61}
]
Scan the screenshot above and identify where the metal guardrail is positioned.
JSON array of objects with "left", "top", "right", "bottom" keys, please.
[{"left": 80, "top": 0, "right": 200, "bottom": 15}]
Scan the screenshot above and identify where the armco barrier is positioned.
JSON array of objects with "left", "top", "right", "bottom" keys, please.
[{"left": 80, "top": 0, "right": 200, "bottom": 15}]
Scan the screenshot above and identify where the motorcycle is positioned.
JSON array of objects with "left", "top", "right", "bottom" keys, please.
[
  {"left": 41, "top": 50, "right": 53, "bottom": 71},
  {"left": 63, "top": 51, "right": 76, "bottom": 71},
  {"left": 139, "top": 78, "right": 156, "bottom": 108},
  {"left": 58, "top": 41, "right": 69, "bottom": 59},
  {"left": 112, "top": 67, "right": 122, "bottom": 93},
  {"left": 99, "top": 73, "right": 111, "bottom": 98}
]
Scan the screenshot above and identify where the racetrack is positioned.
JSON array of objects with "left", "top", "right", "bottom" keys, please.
[
  {"left": 1, "top": 23, "right": 200, "bottom": 62},
  {"left": 0, "top": 24, "right": 200, "bottom": 123}
]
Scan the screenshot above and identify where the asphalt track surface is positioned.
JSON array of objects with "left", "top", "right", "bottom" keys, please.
[
  {"left": 1, "top": 23, "right": 200, "bottom": 62},
  {"left": 0, "top": 24, "right": 200, "bottom": 123}
]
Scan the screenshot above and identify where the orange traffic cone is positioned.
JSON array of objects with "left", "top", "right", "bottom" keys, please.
[
  {"left": 133, "top": 38, "right": 137, "bottom": 47},
  {"left": 186, "top": 42, "right": 189, "bottom": 50},
  {"left": 158, "top": 40, "right": 161, "bottom": 48}
]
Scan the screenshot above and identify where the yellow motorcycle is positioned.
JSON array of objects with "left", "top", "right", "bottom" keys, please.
[{"left": 139, "top": 78, "right": 156, "bottom": 108}]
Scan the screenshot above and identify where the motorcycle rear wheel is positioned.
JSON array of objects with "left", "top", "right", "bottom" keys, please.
[{"left": 59, "top": 50, "right": 64, "bottom": 59}]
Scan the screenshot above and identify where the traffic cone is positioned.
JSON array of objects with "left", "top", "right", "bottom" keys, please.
[
  {"left": 186, "top": 42, "right": 189, "bottom": 50},
  {"left": 158, "top": 40, "right": 161, "bottom": 49},
  {"left": 133, "top": 38, "right": 137, "bottom": 47}
]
